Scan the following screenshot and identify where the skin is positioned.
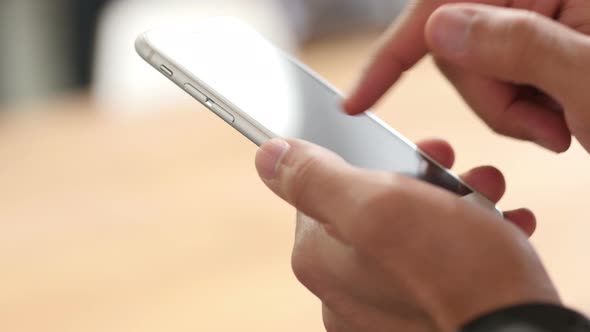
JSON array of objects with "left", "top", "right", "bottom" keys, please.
[
  {"left": 256, "top": 138, "right": 558, "bottom": 332},
  {"left": 255, "top": 3, "right": 590, "bottom": 332},
  {"left": 344, "top": 0, "right": 590, "bottom": 154}
]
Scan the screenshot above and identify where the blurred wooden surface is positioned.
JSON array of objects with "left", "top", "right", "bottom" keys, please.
[{"left": 1, "top": 34, "right": 589, "bottom": 332}]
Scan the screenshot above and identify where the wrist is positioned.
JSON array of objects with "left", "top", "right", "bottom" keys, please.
[
  {"left": 458, "top": 303, "right": 590, "bottom": 332},
  {"left": 436, "top": 292, "right": 561, "bottom": 332},
  {"left": 425, "top": 247, "right": 562, "bottom": 332}
]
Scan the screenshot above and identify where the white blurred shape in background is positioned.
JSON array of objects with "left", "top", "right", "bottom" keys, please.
[
  {"left": 92, "top": 0, "right": 406, "bottom": 112},
  {"left": 92, "top": 0, "right": 298, "bottom": 111}
]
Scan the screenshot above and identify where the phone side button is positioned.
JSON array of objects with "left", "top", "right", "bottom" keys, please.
[
  {"left": 184, "top": 83, "right": 208, "bottom": 103},
  {"left": 160, "top": 65, "right": 173, "bottom": 77},
  {"left": 209, "top": 102, "right": 235, "bottom": 123}
]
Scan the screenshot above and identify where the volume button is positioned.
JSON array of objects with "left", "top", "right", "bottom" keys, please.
[
  {"left": 209, "top": 102, "right": 235, "bottom": 123},
  {"left": 160, "top": 65, "right": 173, "bottom": 76},
  {"left": 184, "top": 83, "right": 208, "bottom": 103}
]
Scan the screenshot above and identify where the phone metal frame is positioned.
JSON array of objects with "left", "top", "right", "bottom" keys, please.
[{"left": 135, "top": 29, "right": 502, "bottom": 216}]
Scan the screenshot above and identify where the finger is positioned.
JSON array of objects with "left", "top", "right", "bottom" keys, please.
[
  {"left": 503, "top": 208, "right": 537, "bottom": 237},
  {"left": 435, "top": 59, "right": 572, "bottom": 152},
  {"left": 416, "top": 138, "right": 455, "bottom": 168},
  {"left": 460, "top": 166, "right": 506, "bottom": 203},
  {"left": 256, "top": 138, "right": 499, "bottom": 251},
  {"left": 425, "top": 3, "right": 590, "bottom": 110},
  {"left": 342, "top": 0, "right": 560, "bottom": 115},
  {"left": 256, "top": 138, "right": 419, "bottom": 240},
  {"left": 255, "top": 138, "right": 373, "bottom": 232},
  {"left": 343, "top": 1, "right": 432, "bottom": 114}
]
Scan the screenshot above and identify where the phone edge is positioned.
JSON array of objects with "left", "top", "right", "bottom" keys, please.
[
  {"left": 134, "top": 29, "right": 502, "bottom": 217},
  {"left": 135, "top": 32, "right": 275, "bottom": 146}
]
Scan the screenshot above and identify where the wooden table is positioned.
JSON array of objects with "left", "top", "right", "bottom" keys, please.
[{"left": 1, "top": 34, "right": 589, "bottom": 332}]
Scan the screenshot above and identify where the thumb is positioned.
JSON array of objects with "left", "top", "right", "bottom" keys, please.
[
  {"left": 425, "top": 3, "right": 590, "bottom": 106},
  {"left": 255, "top": 138, "right": 509, "bottom": 253},
  {"left": 255, "top": 138, "right": 371, "bottom": 229}
]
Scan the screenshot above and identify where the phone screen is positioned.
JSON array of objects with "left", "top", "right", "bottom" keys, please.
[{"left": 147, "top": 18, "right": 473, "bottom": 196}]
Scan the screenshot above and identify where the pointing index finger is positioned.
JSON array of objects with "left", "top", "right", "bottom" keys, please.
[
  {"left": 342, "top": 0, "right": 521, "bottom": 115},
  {"left": 343, "top": 2, "right": 432, "bottom": 114}
]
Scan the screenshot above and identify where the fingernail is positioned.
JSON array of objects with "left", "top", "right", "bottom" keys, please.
[
  {"left": 431, "top": 8, "right": 475, "bottom": 55},
  {"left": 256, "top": 139, "right": 291, "bottom": 180}
]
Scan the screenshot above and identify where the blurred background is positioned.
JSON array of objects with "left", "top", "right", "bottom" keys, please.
[
  {"left": 0, "top": 0, "right": 403, "bottom": 107},
  {"left": 1, "top": 1, "right": 589, "bottom": 332}
]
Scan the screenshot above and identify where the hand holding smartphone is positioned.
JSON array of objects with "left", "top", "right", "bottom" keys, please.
[{"left": 136, "top": 17, "right": 500, "bottom": 214}]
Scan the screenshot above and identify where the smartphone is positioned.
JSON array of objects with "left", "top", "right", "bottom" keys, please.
[{"left": 136, "top": 17, "right": 499, "bottom": 214}]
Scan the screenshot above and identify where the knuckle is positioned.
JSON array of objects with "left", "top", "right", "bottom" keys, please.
[
  {"left": 509, "top": 11, "right": 538, "bottom": 36},
  {"left": 504, "top": 12, "right": 543, "bottom": 74},
  {"left": 468, "top": 10, "right": 541, "bottom": 75}
]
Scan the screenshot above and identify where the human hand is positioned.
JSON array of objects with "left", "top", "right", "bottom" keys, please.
[
  {"left": 344, "top": 1, "right": 590, "bottom": 154},
  {"left": 255, "top": 138, "right": 559, "bottom": 332}
]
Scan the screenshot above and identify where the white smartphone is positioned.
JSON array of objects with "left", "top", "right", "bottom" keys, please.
[{"left": 136, "top": 17, "right": 499, "bottom": 213}]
